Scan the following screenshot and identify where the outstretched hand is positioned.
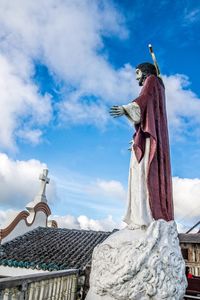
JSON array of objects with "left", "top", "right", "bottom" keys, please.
[{"left": 109, "top": 105, "right": 125, "bottom": 118}]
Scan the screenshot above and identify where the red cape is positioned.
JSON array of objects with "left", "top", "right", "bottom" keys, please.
[{"left": 134, "top": 75, "right": 174, "bottom": 221}]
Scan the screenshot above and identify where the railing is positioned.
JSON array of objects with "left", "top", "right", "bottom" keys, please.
[
  {"left": 0, "top": 269, "right": 79, "bottom": 300},
  {"left": 187, "top": 264, "right": 200, "bottom": 277}
]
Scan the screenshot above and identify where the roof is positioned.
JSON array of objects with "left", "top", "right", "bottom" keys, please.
[
  {"left": 179, "top": 233, "right": 200, "bottom": 244},
  {"left": 0, "top": 227, "right": 112, "bottom": 271}
]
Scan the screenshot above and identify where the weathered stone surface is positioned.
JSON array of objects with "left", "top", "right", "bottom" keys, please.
[{"left": 86, "top": 220, "right": 187, "bottom": 300}]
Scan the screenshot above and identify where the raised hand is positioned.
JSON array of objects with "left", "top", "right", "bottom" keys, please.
[{"left": 109, "top": 105, "right": 125, "bottom": 118}]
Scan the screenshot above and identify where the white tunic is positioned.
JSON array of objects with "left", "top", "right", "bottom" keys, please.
[{"left": 122, "top": 103, "right": 153, "bottom": 229}]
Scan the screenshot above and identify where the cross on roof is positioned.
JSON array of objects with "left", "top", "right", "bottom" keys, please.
[
  {"left": 31, "top": 169, "right": 50, "bottom": 204},
  {"left": 38, "top": 169, "right": 50, "bottom": 202},
  {"left": 26, "top": 169, "right": 50, "bottom": 210}
]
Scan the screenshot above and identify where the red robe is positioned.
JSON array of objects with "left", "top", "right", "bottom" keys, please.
[{"left": 133, "top": 75, "right": 174, "bottom": 221}]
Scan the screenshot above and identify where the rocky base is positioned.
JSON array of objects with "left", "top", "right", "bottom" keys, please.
[{"left": 86, "top": 220, "right": 187, "bottom": 300}]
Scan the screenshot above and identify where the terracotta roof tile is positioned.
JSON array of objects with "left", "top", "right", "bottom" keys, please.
[{"left": 0, "top": 227, "right": 112, "bottom": 271}]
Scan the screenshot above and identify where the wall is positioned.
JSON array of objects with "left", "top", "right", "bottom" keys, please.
[{"left": 2, "top": 211, "right": 47, "bottom": 244}]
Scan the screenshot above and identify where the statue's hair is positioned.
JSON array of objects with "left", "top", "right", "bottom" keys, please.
[
  {"left": 136, "top": 62, "right": 157, "bottom": 76},
  {"left": 136, "top": 62, "right": 164, "bottom": 88}
]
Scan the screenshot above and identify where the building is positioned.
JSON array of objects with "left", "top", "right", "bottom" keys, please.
[
  {"left": 0, "top": 169, "right": 112, "bottom": 299},
  {"left": 179, "top": 233, "right": 200, "bottom": 276},
  {"left": 0, "top": 169, "right": 57, "bottom": 246},
  {"left": 0, "top": 169, "right": 111, "bottom": 278}
]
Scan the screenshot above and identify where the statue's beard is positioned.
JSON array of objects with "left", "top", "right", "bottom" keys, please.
[
  {"left": 138, "top": 77, "right": 143, "bottom": 86},
  {"left": 138, "top": 73, "right": 148, "bottom": 86},
  {"left": 138, "top": 75, "right": 145, "bottom": 86}
]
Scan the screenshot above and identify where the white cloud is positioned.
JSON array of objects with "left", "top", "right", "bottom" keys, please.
[
  {"left": 173, "top": 177, "right": 200, "bottom": 224},
  {"left": 17, "top": 129, "right": 43, "bottom": 145},
  {"left": 0, "top": 161, "right": 200, "bottom": 233},
  {"left": 0, "top": 54, "right": 52, "bottom": 150},
  {"left": 0, "top": 0, "right": 134, "bottom": 146},
  {"left": 0, "top": 209, "right": 19, "bottom": 227},
  {"left": 96, "top": 179, "right": 126, "bottom": 201},
  {"left": 0, "top": 208, "right": 123, "bottom": 232},
  {"left": 0, "top": 153, "right": 57, "bottom": 208},
  {"left": 53, "top": 213, "right": 124, "bottom": 231},
  {"left": 57, "top": 170, "right": 126, "bottom": 206},
  {"left": 0, "top": 0, "right": 199, "bottom": 144},
  {"left": 51, "top": 214, "right": 80, "bottom": 230},
  {"left": 42, "top": 173, "right": 200, "bottom": 232},
  {"left": 164, "top": 75, "right": 200, "bottom": 137},
  {"left": 184, "top": 8, "right": 200, "bottom": 24},
  {"left": 58, "top": 94, "right": 109, "bottom": 128},
  {"left": 77, "top": 215, "right": 121, "bottom": 231},
  {"left": 58, "top": 63, "right": 138, "bottom": 128}
]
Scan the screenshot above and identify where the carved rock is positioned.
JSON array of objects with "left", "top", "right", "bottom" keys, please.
[{"left": 86, "top": 220, "right": 187, "bottom": 300}]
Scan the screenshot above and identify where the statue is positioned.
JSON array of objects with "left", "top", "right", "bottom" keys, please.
[
  {"left": 110, "top": 62, "right": 174, "bottom": 229},
  {"left": 86, "top": 47, "right": 187, "bottom": 300}
]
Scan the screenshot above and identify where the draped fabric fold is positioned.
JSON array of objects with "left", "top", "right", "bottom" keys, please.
[{"left": 134, "top": 75, "right": 174, "bottom": 221}]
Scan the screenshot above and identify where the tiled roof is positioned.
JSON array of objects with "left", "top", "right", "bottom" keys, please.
[
  {"left": 1, "top": 227, "right": 198, "bottom": 272},
  {"left": 179, "top": 233, "right": 200, "bottom": 243},
  {"left": 0, "top": 227, "right": 112, "bottom": 271}
]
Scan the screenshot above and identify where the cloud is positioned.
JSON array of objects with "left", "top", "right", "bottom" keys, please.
[
  {"left": 0, "top": 0, "right": 135, "bottom": 145},
  {"left": 0, "top": 0, "right": 199, "bottom": 144},
  {"left": 58, "top": 63, "right": 138, "bottom": 128},
  {"left": 58, "top": 94, "right": 109, "bottom": 128},
  {"left": 0, "top": 158, "right": 125, "bottom": 231},
  {"left": 96, "top": 179, "right": 126, "bottom": 201},
  {"left": 173, "top": 177, "right": 200, "bottom": 225},
  {"left": 0, "top": 153, "right": 57, "bottom": 209},
  {"left": 17, "top": 129, "right": 43, "bottom": 145},
  {"left": 0, "top": 209, "right": 19, "bottom": 227},
  {"left": 0, "top": 54, "right": 52, "bottom": 150},
  {"left": 55, "top": 174, "right": 200, "bottom": 232},
  {"left": 0, "top": 207, "right": 123, "bottom": 232},
  {"left": 52, "top": 214, "right": 124, "bottom": 231},
  {"left": 0, "top": 154, "right": 126, "bottom": 225},
  {"left": 53, "top": 167, "right": 200, "bottom": 232},
  {"left": 164, "top": 74, "right": 200, "bottom": 137},
  {"left": 56, "top": 170, "right": 126, "bottom": 207},
  {"left": 0, "top": 159, "right": 200, "bottom": 233},
  {"left": 184, "top": 8, "right": 200, "bottom": 24},
  {"left": 53, "top": 170, "right": 126, "bottom": 223}
]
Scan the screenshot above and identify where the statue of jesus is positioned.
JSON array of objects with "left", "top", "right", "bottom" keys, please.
[{"left": 110, "top": 62, "right": 174, "bottom": 229}]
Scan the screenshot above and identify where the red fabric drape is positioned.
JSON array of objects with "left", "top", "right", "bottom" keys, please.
[{"left": 134, "top": 75, "right": 174, "bottom": 221}]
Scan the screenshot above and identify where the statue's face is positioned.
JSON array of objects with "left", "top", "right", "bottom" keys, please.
[{"left": 135, "top": 68, "right": 143, "bottom": 86}]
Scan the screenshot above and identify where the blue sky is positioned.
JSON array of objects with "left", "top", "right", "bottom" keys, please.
[{"left": 0, "top": 0, "right": 200, "bottom": 231}]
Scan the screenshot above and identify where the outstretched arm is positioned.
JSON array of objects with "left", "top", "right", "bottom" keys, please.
[{"left": 122, "top": 102, "right": 141, "bottom": 125}]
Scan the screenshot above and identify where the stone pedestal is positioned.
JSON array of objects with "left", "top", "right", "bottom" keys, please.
[{"left": 86, "top": 220, "right": 187, "bottom": 300}]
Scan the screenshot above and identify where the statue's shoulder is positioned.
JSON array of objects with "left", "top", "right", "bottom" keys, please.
[
  {"left": 145, "top": 75, "right": 164, "bottom": 90},
  {"left": 143, "top": 75, "right": 157, "bottom": 92},
  {"left": 146, "top": 74, "right": 157, "bottom": 83}
]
